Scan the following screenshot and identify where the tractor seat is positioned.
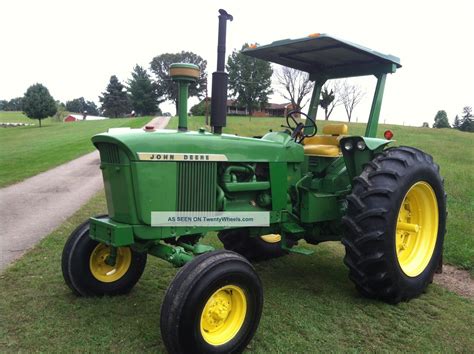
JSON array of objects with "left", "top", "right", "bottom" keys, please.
[{"left": 303, "top": 124, "right": 348, "bottom": 157}]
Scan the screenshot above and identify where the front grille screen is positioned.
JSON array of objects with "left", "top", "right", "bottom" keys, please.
[
  {"left": 96, "top": 143, "right": 120, "bottom": 164},
  {"left": 177, "top": 162, "right": 217, "bottom": 211}
]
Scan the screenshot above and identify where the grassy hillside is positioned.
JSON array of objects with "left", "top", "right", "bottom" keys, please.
[
  {"left": 0, "top": 112, "right": 150, "bottom": 187},
  {"left": 0, "top": 193, "right": 472, "bottom": 352}
]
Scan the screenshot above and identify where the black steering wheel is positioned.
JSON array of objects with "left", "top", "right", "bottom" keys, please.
[{"left": 283, "top": 111, "right": 317, "bottom": 143}]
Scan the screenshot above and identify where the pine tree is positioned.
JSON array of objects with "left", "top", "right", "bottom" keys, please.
[
  {"left": 22, "top": 83, "right": 57, "bottom": 127},
  {"left": 128, "top": 65, "right": 160, "bottom": 116},
  {"left": 99, "top": 76, "right": 131, "bottom": 118},
  {"left": 433, "top": 110, "right": 450, "bottom": 128},
  {"left": 453, "top": 115, "right": 461, "bottom": 129},
  {"left": 459, "top": 106, "right": 473, "bottom": 132},
  {"left": 227, "top": 44, "right": 273, "bottom": 115}
]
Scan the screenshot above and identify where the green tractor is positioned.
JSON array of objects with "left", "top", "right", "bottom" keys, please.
[{"left": 62, "top": 9, "right": 446, "bottom": 353}]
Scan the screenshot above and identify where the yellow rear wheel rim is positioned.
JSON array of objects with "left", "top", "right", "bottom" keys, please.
[
  {"left": 396, "top": 181, "right": 439, "bottom": 277},
  {"left": 89, "top": 244, "right": 132, "bottom": 283},
  {"left": 200, "top": 285, "right": 247, "bottom": 346}
]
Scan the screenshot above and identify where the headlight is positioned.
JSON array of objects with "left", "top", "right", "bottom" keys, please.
[
  {"left": 356, "top": 140, "right": 366, "bottom": 150},
  {"left": 344, "top": 141, "right": 353, "bottom": 151}
]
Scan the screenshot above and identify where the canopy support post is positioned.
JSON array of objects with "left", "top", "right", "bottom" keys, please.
[
  {"left": 307, "top": 79, "right": 326, "bottom": 120},
  {"left": 365, "top": 74, "right": 387, "bottom": 138}
]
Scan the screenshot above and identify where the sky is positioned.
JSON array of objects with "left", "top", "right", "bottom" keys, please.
[{"left": 0, "top": 0, "right": 473, "bottom": 126}]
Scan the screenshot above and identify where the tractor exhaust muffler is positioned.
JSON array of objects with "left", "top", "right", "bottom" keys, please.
[{"left": 210, "top": 9, "right": 233, "bottom": 134}]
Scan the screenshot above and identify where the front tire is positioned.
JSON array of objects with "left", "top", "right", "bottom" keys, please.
[
  {"left": 160, "top": 250, "right": 263, "bottom": 354},
  {"left": 61, "top": 216, "right": 147, "bottom": 296},
  {"left": 342, "top": 146, "right": 446, "bottom": 303}
]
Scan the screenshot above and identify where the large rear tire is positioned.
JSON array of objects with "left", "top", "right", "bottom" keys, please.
[
  {"left": 160, "top": 250, "right": 263, "bottom": 354},
  {"left": 342, "top": 146, "right": 446, "bottom": 303}
]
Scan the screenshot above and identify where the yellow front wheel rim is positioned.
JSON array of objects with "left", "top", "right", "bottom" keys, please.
[
  {"left": 89, "top": 244, "right": 132, "bottom": 283},
  {"left": 200, "top": 285, "right": 247, "bottom": 346},
  {"left": 260, "top": 234, "right": 281, "bottom": 243},
  {"left": 396, "top": 181, "right": 439, "bottom": 277}
]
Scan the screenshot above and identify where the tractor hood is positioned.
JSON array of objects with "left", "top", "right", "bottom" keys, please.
[{"left": 92, "top": 129, "right": 304, "bottom": 163}]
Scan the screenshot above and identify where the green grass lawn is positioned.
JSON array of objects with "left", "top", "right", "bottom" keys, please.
[
  {"left": 1, "top": 193, "right": 473, "bottom": 352},
  {"left": 0, "top": 111, "right": 151, "bottom": 187}
]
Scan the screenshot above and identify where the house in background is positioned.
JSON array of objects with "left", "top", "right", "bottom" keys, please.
[
  {"left": 64, "top": 114, "right": 108, "bottom": 122},
  {"left": 253, "top": 102, "right": 297, "bottom": 117},
  {"left": 207, "top": 99, "right": 294, "bottom": 117},
  {"left": 226, "top": 99, "right": 248, "bottom": 115}
]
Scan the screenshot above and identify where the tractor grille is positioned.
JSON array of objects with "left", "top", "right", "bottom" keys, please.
[
  {"left": 177, "top": 162, "right": 217, "bottom": 211},
  {"left": 96, "top": 143, "right": 120, "bottom": 164}
]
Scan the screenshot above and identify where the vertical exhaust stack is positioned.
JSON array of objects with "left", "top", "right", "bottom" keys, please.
[{"left": 211, "top": 9, "right": 233, "bottom": 134}]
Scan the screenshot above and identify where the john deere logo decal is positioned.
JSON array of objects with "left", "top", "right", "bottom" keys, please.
[{"left": 138, "top": 153, "right": 228, "bottom": 161}]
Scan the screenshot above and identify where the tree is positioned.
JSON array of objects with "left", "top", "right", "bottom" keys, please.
[
  {"left": 65, "top": 98, "right": 81, "bottom": 113},
  {"left": 459, "top": 106, "right": 473, "bottom": 132},
  {"left": 128, "top": 65, "right": 161, "bottom": 115},
  {"left": 99, "top": 75, "right": 131, "bottom": 118},
  {"left": 53, "top": 101, "right": 68, "bottom": 121},
  {"left": 190, "top": 98, "right": 210, "bottom": 116},
  {"left": 0, "top": 100, "right": 8, "bottom": 110},
  {"left": 433, "top": 110, "right": 450, "bottom": 128},
  {"left": 320, "top": 81, "right": 343, "bottom": 120},
  {"left": 422, "top": 122, "right": 430, "bottom": 128},
  {"left": 227, "top": 44, "right": 273, "bottom": 115},
  {"left": 1, "top": 97, "right": 23, "bottom": 111},
  {"left": 9, "top": 97, "right": 24, "bottom": 111},
  {"left": 453, "top": 115, "right": 461, "bottom": 129},
  {"left": 85, "top": 101, "right": 99, "bottom": 116},
  {"left": 22, "top": 83, "right": 57, "bottom": 127},
  {"left": 150, "top": 51, "right": 207, "bottom": 112},
  {"left": 341, "top": 81, "right": 364, "bottom": 122},
  {"left": 66, "top": 97, "right": 99, "bottom": 115},
  {"left": 275, "top": 66, "right": 313, "bottom": 111}
]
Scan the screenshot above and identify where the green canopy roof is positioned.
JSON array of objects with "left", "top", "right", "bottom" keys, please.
[{"left": 242, "top": 34, "right": 401, "bottom": 80}]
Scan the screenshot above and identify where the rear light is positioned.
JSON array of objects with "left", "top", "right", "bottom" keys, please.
[
  {"left": 344, "top": 141, "right": 353, "bottom": 151},
  {"left": 384, "top": 130, "right": 394, "bottom": 140},
  {"left": 356, "top": 140, "right": 366, "bottom": 150}
]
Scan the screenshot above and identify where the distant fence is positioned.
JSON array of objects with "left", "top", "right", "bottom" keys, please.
[{"left": 1, "top": 122, "right": 34, "bottom": 128}]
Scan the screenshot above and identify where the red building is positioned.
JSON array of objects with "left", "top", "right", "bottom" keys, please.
[{"left": 64, "top": 114, "right": 108, "bottom": 122}]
